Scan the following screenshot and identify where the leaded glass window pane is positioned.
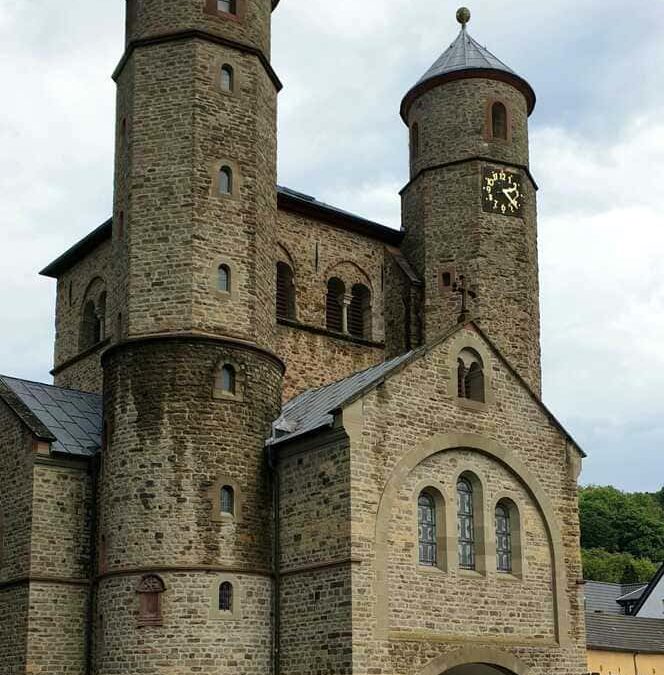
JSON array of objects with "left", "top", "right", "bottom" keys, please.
[
  {"left": 418, "top": 492, "right": 436, "bottom": 566},
  {"left": 218, "top": 264, "right": 230, "bottom": 292},
  {"left": 220, "top": 486, "right": 234, "bottom": 515},
  {"left": 457, "top": 478, "right": 475, "bottom": 570},
  {"left": 495, "top": 504, "right": 512, "bottom": 572}
]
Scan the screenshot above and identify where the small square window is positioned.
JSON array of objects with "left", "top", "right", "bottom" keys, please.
[{"left": 217, "top": 0, "right": 236, "bottom": 13}]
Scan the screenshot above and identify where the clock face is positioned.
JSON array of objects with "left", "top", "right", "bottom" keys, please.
[{"left": 482, "top": 167, "right": 524, "bottom": 217}]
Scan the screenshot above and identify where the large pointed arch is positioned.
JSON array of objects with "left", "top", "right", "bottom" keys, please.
[{"left": 372, "top": 432, "right": 570, "bottom": 645}]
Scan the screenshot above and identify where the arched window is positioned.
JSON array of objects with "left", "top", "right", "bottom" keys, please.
[
  {"left": 220, "top": 485, "right": 235, "bottom": 516},
  {"left": 495, "top": 503, "right": 512, "bottom": 573},
  {"left": 349, "top": 284, "right": 371, "bottom": 339},
  {"left": 457, "top": 349, "right": 485, "bottom": 403},
  {"left": 217, "top": 0, "right": 236, "bottom": 13},
  {"left": 276, "top": 262, "right": 296, "bottom": 320},
  {"left": 220, "top": 365, "right": 236, "bottom": 394},
  {"left": 219, "top": 166, "right": 233, "bottom": 195},
  {"left": 326, "top": 278, "right": 345, "bottom": 333},
  {"left": 136, "top": 575, "right": 166, "bottom": 627},
  {"left": 457, "top": 477, "right": 475, "bottom": 570},
  {"left": 219, "top": 581, "right": 233, "bottom": 612},
  {"left": 492, "top": 101, "right": 508, "bottom": 140},
  {"left": 411, "top": 122, "right": 420, "bottom": 159},
  {"left": 221, "top": 65, "right": 234, "bottom": 92},
  {"left": 418, "top": 491, "right": 437, "bottom": 566},
  {"left": 80, "top": 300, "right": 101, "bottom": 351},
  {"left": 218, "top": 264, "right": 231, "bottom": 292}
]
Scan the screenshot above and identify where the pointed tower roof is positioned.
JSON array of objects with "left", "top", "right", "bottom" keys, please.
[{"left": 401, "top": 8, "right": 535, "bottom": 121}]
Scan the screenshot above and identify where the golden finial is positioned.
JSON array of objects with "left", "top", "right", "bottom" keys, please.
[{"left": 456, "top": 7, "right": 471, "bottom": 27}]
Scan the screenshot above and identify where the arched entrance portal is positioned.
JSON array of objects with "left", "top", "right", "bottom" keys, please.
[{"left": 444, "top": 665, "right": 514, "bottom": 675}]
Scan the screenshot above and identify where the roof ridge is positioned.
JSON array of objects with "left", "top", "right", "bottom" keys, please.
[{"left": 0, "top": 374, "right": 101, "bottom": 398}]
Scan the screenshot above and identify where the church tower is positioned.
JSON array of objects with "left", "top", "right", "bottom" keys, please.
[
  {"left": 97, "top": 1, "right": 283, "bottom": 672},
  {"left": 400, "top": 7, "right": 542, "bottom": 393}
]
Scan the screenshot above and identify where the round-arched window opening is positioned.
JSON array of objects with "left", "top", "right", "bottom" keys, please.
[
  {"left": 219, "top": 581, "right": 233, "bottom": 612},
  {"left": 220, "top": 365, "right": 236, "bottom": 394},
  {"left": 491, "top": 101, "right": 508, "bottom": 140},
  {"left": 220, "top": 485, "right": 235, "bottom": 516},
  {"left": 219, "top": 166, "right": 233, "bottom": 195},
  {"left": 218, "top": 264, "right": 231, "bottom": 292},
  {"left": 221, "top": 64, "right": 234, "bottom": 92}
]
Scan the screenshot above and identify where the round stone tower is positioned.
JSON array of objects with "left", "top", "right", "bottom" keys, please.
[
  {"left": 97, "top": 1, "right": 283, "bottom": 673},
  {"left": 400, "top": 7, "right": 542, "bottom": 393}
]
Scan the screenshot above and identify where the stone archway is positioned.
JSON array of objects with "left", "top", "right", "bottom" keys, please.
[{"left": 420, "top": 646, "right": 532, "bottom": 675}]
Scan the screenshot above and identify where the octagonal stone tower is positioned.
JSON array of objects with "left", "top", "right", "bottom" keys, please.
[
  {"left": 400, "top": 9, "right": 542, "bottom": 393},
  {"left": 97, "top": 1, "right": 283, "bottom": 673}
]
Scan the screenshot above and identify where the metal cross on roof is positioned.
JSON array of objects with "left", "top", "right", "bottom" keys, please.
[{"left": 453, "top": 274, "right": 477, "bottom": 324}]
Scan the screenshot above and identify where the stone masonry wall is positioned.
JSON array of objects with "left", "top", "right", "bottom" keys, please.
[
  {"left": 277, "top": 430, "right": 353, "bottom": 674},
  {"left": 345, "top": 325, "right": 586, "bottom": 675},
  {"left": 53, "top": 237, "right": 113, "bottom": 393},
  {"left": 0, "top": 400, "right": 33, "bottom": 673},
  {"left": 98, "top": 337, "right": 282, "bottom": 674},
  {"left": 276, "top": 208, "right": 388, "bottom": 400}
]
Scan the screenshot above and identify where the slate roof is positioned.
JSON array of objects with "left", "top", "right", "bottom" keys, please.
[
  {"left": 585, "top": 581, "right": 642, "bottom": 615},
  {"left": 0, "top": 376, "right": 102, "bottom": 457},
  {"left": 401, "top": 23, "right": 536, "bottom": 119},
  {"left": 417, "top": 25, "right": 517, "bottom": 84},
  {"left": 267, "top": 349, "right": 417, "bottom": 447},
  {"left": 586, "top": 613, "right": 664, "bottom": 653}
]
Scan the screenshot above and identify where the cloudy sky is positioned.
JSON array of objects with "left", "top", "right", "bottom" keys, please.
[{"left": 0, "top": 0, "right": 662, "bottom": 491}]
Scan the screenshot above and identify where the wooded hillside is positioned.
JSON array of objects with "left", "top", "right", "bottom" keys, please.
[{"left": 579, "top": 485, "right": 664, "bottom": 583}]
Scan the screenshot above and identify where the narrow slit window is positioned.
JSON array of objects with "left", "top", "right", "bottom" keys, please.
[
  {"left": 220, "top": 485, "right": 235, "bottom": 515},
  {"left": 418, "top": 492, "right": 437, "bottom": 566},
  {"left": 221, "top": 65, "right": 234, "bottom": 92},
  {"left": 457, "top": 478, "right": 475, "bottom": 570},
  {"left": 411, "top": 122, "right": 420, "bottom": 159},
  {"left": 219, "top": 582, "right": 233, "bottom": 611},
  {"left": 492, "top": 102, "right": 508, "bottom": 140},
  {"left": 218, "top": 264, "right": 231, "bottom": 292},
  {"left": 495, "top": 503, "right": 512, "bottom": 573},
  {"left": 219, "top": 166, "right": 233, "bottom": 195}
]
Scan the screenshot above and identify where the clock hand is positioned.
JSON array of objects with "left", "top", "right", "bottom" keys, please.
[{"left": 502, "top": 187, "right": 519, "bottom": 208}]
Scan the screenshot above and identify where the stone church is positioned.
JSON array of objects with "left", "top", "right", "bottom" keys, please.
[{"left": 0, "top": 2, "right": 588, "bottom": 674}]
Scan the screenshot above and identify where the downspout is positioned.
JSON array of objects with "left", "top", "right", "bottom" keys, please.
[
  {"left": 633, "top": 652, "right": 639, "bottom": 675},
  {"left": 85, "top": 452, "right": 100, "bottom": 675},
  {"left": 267, "top": 445, "right": 281, "bottom": 675}
]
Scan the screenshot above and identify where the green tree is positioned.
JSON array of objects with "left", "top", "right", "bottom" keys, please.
[{"left": 582, "top": 548, "right": 658, "bottom": 584}]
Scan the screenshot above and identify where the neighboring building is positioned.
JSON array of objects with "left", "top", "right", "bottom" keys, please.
[
  {"left": 585, "top": 566, "right": 664, "bottom": 675},
  {"left": 0, "top": 4, "right": 591, "bottom": 675}
]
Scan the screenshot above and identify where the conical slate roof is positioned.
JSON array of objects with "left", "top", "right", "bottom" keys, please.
[
  {"left": 401, "top": 16, "right": 536, "bottom": 120},
  {"left": 418, "top": 26, "right": 516, "bottom": 83}
]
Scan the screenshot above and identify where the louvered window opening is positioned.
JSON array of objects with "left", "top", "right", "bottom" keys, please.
[
  {"left": 457, "top": 478, "right": 475, "bottom": 570},
  {"left": 349, "top": 284, "right": 370, "bottom": 339},
  {"left": 326, "top": 279, "right": 344, "bottom": 333},
  {"left": 418, "top": 492, "right": 437, "bottom": 566},
  {"left": 276, "top": 263, "right": 295, "bottom": 320}
]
